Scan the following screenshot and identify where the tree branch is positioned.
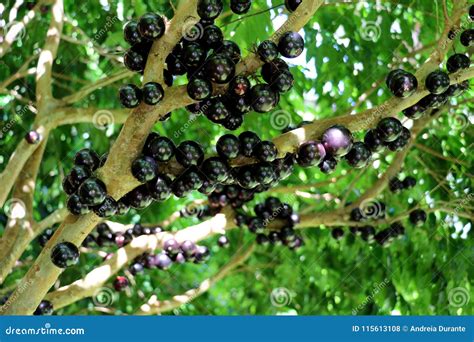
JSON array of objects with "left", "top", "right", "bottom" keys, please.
[
  {"left": 59, "top": 69, "right": 134, "bottom": 105},
  {"left": 0, "top": 0, "right": 47, "bottom": 58}
]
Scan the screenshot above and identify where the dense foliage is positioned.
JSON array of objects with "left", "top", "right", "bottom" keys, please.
[{"left": 0, "top": 0, "right": 472, "bottom": 316}]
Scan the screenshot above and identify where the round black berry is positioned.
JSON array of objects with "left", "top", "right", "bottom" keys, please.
[
  {"left": 200, "top": 157, "right": 229, "bottom": 182},
  {"left": 67, "top": 194, "right": 89, "bottom": 215},
  {"left": 205, "top": 54, "right": 235, "bottom": 84},
  {"left": 215, "top": 40, "right": 241, "bottom": 63},
  {"left": 270, "top": 69, "right": 294, "bottom": 93},
  {"left": 228, "top": 75, "right": 251, "bottom": 97},
  {"left": 74, "top": 149, "right": 100, "bottom": 171},
  {"left": 253, "top": 140, "right": 278, "bottom": 162},
  {"left": 389, "top": 177, "right": 404, "bottom": 193},
  {"left": 222, "top": 113, "right": 244, "bottom": 130},
  {"left": 250, "top": 84, "right": 278, "bottom": 113},
  {"left": 187, "top": 78, "right": 212, "bottom": 100},
  {"left": 402, "top": 103, "right": 426, "bottom": 120},
  {"left": 67, "top": 165, "right": 91, "bottom": 189},
  {"left": 138, "top": 13, "right": 165, "bottom": 40},
  {"left": 285, "top": 0, "right": 302, "bottom": 12},
  {"left": 386, "top": 127, "right": 410, "bottom": 152},
  {"left": 425, "top": 70, "right": 450, "bottom": 95},
  {"left": 51, "top": 242, "right": 79, "bottom": 268},
  {"left": 147, "top": 174, "right": 172, "bottom": 201},
  {"left": 376, "top": 117, "right": 402, "bottom": 143},
  {"left": 166, "top": 53, "right": 187, "bottom": 76},
  {"left": 388, "top": 71, "right": 418, "bottom": 98},
  {"left": 25, "top": 131, "right": 41, "bottom": 144},
  {"left": 386, "top": 69, "right": 406, "bottom": 89},
  {"left": 183, "top": 42, "right": 206, "bottom": 68},
  {"left": 34, "top": 300, "right": 53, "bottom": 315},
  {"left": 119, "top": 84, "right": 142, "bottom": 108},
  {"left": 78, "top": 177, "right": 107, "bottom": 206},
  {"left": 364, "top": 129, "right": 385, "bottom": 153},
  {"left": 261, "top": 58, "right": 289, "bottom": 83},
  {"left": 236, "top": 165, "right": 258, "bottom": 189},
  {"left": 123, "top": 20, "right": 142, "bottom": 46},
  {"left": 93, "top": 196, "right": 118, "bottom": 218},
  {"left": 321, "top": 125, "right": 353, "bottom": 157},
  {"left": 217, "top": 134, "right": 240, "bottom": 159},
  {"left": 142, "top": 82, "right": 164, "bottom": 105},
  {"left": 193, "top": 245, "right": 210, "bottom": 264},
  {"left": 124, "top": 49, "right": 145, "bottom": 72},
  {"left": 296, "top": 141, "right": 326, "bottom": 167},
  {"left": 257, "top": 40, "right": 279, "bottom": 63},
  {"left": 402, "top": 176, "right": 416, "bottom": 189},
  {"left": 175, "top": 140, "right": 204, "bottom": 167},
  {"left": 446, "top": 54, "right": 470, "bottom": 73},
  {"left": 409, "top": 209, "right": 427, "bottom": 226},
  {"left": 200, "top": 25, "right": 223, "bottom": 49},
  {"left": 460, "top": 29, "right": 474, "bottom": 47},
  {"left": 255, "top": 162, "right": 276, "bottom": 185},
  {"left": 125, "top": 185, "right": 153, "bottom": 209},
  {"left": 230, "top": 0, "right": 251, "bottom": 14},
  {"left": 319, "top": 156, "right": 337, "bottom": 174},
  {"left": 345, "top": 142, "right": 372, "bottom": 168},
  {"left": 132, "top": 155, "right": 157, "bottom": 183},
  {"left": 145, "top": 136, "right": 175, "bottom": 162},
  {"left": 331, "top": 228, "right": 344, "bottom": 240},
  {"left": 239, "top": 131, "right": 261, "bottom": 157},
  {"left": 197, "top": 0, "right": 223, "bottom": 20},
  {"left": 278, "top": 31, "right": 304, "bottom": 58}
]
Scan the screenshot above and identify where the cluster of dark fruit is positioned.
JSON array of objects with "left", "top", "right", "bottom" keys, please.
[
  {"left": 86, "top": 222, "right": 164, "bottom": 249},
  {"left": 236, "top": 197, "right": 303, "bottom": 250},
  {"left": 165, "top": 1, "right": 304, "bottom": 129},
  {"left": 122, "top": 12, "right": 166, "bottom": 74},
  {"left": 128, "top": 239, "right": 211, "bottom": 276},
  {"left": 389, "top": 175, "right": 416, "bottom": 193},
  {"left": 127, "top": 130, "right": 293, "bottom": 216},
  {"left": 398, "top": 53, "right": 471, "bottom": 120},
  {"left": 39, "top": 222, "right": 163, "bottom": 249},
  {"left": 332, "top": 222, "right": 405, "bottom": 248},
  {"left": 364, "top": 116, "right": 411, "bottom": 154},
  {"left": 119, "top": 12, "right": 171, "bottom": 108},
  {"left": 63, "top": 149, "right": 127, "bottom": 218},
  {"left": 296, "top": 124, "right": 372, "bottom": 174}
]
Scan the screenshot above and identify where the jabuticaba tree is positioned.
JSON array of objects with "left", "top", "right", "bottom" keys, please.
[{"left": 0, "top": 0, "right": 472, "bottom": 316}]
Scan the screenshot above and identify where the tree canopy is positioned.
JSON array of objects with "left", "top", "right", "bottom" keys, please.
[{"left": 0, "top": 0, "right": 472, "bottom": 316}]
